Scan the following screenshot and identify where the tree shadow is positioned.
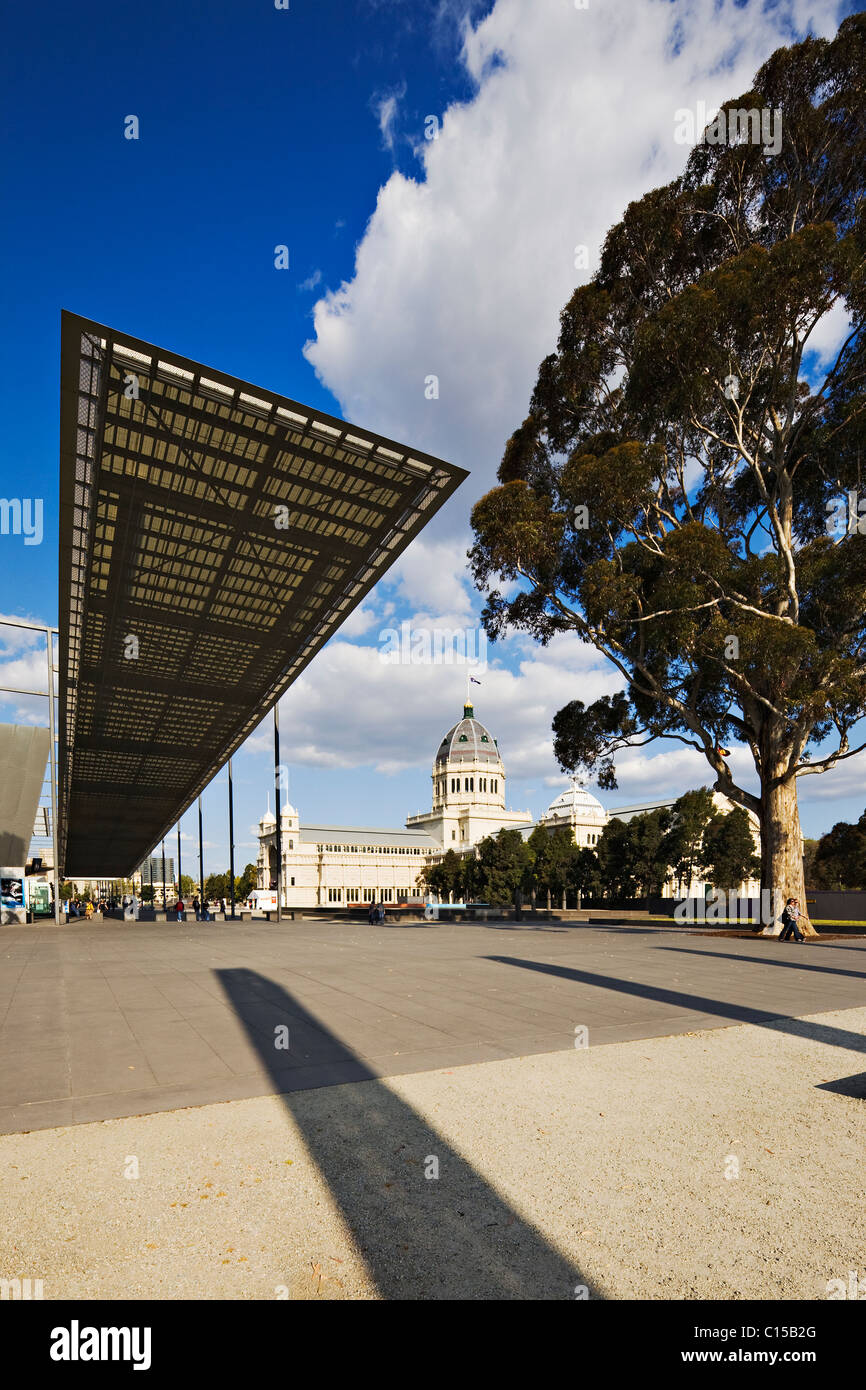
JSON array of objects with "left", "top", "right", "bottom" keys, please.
[
  {"left": 657, "top": 945, "right": 866, "bottom": 981},
  {"left": 470, "top": 921, "right": 658, "bottom": 936},
  {"left": 473, "top": 923, "right": 569, "bottom": 933},
  {"left": 483, "top": 957, "right": 866, "bottom": 1057},
  {"left": 215, "top": 967, "right": 597, "bottom": 1300},
  {"left": 580, "top": 926, "right": 660, "bottom": 936},
  {"left": 380, "top": 920, "right": 440, "bottom": 929},
  {"left": 806, "top": 943, "right": 866, "bottom": 954}
]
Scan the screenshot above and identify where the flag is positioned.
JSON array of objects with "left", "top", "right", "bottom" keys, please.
[{"left": 470, "top": 676, "right": 481, "bottom": 685}]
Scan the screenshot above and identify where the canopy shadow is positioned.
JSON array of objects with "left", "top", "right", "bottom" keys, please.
[
  {"left": 483, "top": 957, "right": 866, "bottom": 1057},
  {"left": 215, "top": 967, "right": 597, "bottom": 1300},
  {"left": 657, "top": 945, "right": 866, "bottom": 981}
]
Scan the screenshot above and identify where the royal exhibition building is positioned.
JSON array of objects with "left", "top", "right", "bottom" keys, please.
[{"left": 255, "top": 697, "right": 762, "bottom": 908}]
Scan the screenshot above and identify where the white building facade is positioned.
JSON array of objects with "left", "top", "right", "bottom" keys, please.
[
  {"left": 257, "top": 700, "right": 535, "bottom": 908},
  {"left": 257, "top": 701, "right": 762, "bottom": 907}
]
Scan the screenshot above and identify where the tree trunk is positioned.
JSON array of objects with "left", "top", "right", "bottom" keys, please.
[{"left": 760, "top": 774, "right": 816, "bottom": 936}]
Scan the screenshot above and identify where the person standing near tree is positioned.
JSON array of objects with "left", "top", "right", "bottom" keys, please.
[{"left": 779, "top": 897, "right": 805, "bottom": 943}]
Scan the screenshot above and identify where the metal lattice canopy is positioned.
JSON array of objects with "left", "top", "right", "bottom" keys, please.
[{"left": 58, "top": 312, "right": 467, "bottom": 877}]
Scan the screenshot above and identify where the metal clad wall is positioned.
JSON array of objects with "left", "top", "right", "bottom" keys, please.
[{"left": 0, "top": 724, "right": 50, "bottom": 866}]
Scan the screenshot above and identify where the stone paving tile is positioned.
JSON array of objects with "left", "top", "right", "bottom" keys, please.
[
  {"left": 0, "top": 1098, "right": 76, "bottom": 1132},
  {"left": 0, "top": 1061, "right": 71, "bottom": 1106},
  {"left": 0, "top": 919, "right": 864, "bottom": 1134}
]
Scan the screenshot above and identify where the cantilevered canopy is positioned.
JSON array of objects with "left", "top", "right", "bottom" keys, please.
[{"left": 58, "top": 312, "right": 467, "bottom": 876}]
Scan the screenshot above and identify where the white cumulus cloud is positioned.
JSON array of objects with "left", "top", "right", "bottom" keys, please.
[{"left": 305, "top": 0, "right": 845, "bottom": 525}]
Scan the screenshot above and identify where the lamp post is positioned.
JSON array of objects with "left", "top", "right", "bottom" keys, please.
[
  {"left": 198, "top": 796, "right": 204, "bottom": 920},
  {"left": 45, "top": 627, "right": 60, "bottom": 924},
  {"left": 228, "top": 757, "right": 236, "bottom": 921},
  {"left": 274, "top": 705, "right": 282, "bottom": 924}
]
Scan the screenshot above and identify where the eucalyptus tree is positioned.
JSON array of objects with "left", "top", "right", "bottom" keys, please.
[{"left": 471, "top": 16, "right": 866, "bottom": 921}]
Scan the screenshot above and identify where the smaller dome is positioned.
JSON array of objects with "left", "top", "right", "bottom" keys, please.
[
  {"left": 544, "top": 780, "right": 606, "bottom": 823},
  {"left": 260, "top": 808, "right": 276, "bottom": 827},
  {"left": 280, "top": 802, "right": 298, "bottom": 820}
]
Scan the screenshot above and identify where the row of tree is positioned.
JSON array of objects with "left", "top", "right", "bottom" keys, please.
[
  {"left": 419, "top": 788, "right": 761, "bottom": 907},
  {"left": 176, "top": 866, "right": 258, "bottom": 903}
]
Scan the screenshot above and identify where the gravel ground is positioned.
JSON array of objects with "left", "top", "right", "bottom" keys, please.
[{"left": 2, "top": 1005, "right": 864, "bottom": 1300}]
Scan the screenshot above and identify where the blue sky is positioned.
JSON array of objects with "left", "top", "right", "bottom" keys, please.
[{"left": 1, "top": 0, "right": 862, "bottom": 877}]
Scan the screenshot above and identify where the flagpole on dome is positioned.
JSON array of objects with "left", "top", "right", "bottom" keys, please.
[{"left": 465, "top": 668, "right": 481, "bottom": 718}]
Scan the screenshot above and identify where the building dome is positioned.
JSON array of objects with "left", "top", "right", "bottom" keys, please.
[
  {"left": 544, "top": 780, "right": 606, "bottom": 824},
  {"left": 260, "top": 807, "right": 276, "bottom": 828},
  {"left": 435, "top": 706, "right": 502, "bottom": 769}
]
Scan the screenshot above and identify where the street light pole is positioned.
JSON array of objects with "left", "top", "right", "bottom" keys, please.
[
  {"left": 274, "top": 705, "right": 282, "bottom": 924},
  {"left": 228, "top": 757, "right": 236, "bottom": 921},
  {"left": 198, "top": 796, "right": 204, "bottom": 920},
  {"left": 46, "top": 627, "right": 60, "bottom": 924}
]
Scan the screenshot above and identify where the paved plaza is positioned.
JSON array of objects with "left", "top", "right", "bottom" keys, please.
[
  {"left": 1, "top": 916, "right": 864, "bottom": 1135},
  {"left": 2, "top": 919, "right": 865, "bottom": 1299}
]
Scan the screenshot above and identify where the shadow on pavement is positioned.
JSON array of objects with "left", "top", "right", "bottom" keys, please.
[
  {"left": 484, "top": 957, "right": 866, "bottom": 1057},
  {"left": 216, "top": 967, "right": 596, "bottom": 1300},
  {"left": 657, "top": 945, "right": 866, "bottom": 981}
]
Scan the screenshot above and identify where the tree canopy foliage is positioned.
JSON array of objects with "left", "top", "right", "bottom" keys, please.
[{"left": 809, "top": 808, "right": 866, "bottom": 888}]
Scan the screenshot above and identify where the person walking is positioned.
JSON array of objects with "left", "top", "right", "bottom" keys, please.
[
  {"left": 192, "top": 895, "right": 200, "bottom": 921},
  {"left": 175, "top": 896, "right": 184, "bottom": 923},
  {"left": 779, "top": 897, "right": 805, "bottom": 942}
]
